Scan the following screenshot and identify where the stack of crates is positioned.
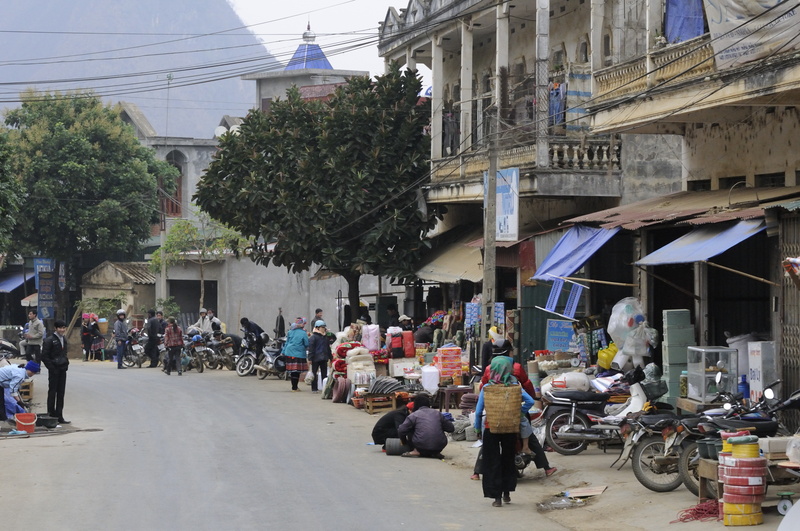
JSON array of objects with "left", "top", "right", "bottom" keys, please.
[
  {"left": 19, "top": 380, "right": 33, "bottom": 401},
  {"left": 662, "top": 309, "right": 696, "bottom": 405},
  {"left": 434, "top": 347, "right": 462, "bottom": 383}
]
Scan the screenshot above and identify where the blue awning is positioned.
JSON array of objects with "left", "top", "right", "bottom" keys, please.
[
  {"left": 533, "top": 225, "right": 620, "bottom": 281},
  {"left": 636, "top": 219, "right": 765, "bottom": 266},
  {"left": 0, "top": 272, "right": 28, "bottom": 293}
]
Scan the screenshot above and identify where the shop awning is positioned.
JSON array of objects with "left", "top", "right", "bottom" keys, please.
[
  {"left": 0, "top": 272, "right": 28, "bottom": 293},
  {"left": 532, "top": 225, "right": 619, "bottom": 281},
  {"left": 415, "top": 240, "right": 484, "bottom": 284},
  {"left": 21, "top": 293, "right": 38, "bottom": 307},
  {"left": 636, "top": 219, "right": 766, "bottom": 266}
]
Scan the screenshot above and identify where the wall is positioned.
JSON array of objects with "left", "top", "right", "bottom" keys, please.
[
  {"left": 621, "top": 133, "right": 684, "bottom": 204},
  {"left": 684, "top": 107, "right": 800, "bottom": 186}
]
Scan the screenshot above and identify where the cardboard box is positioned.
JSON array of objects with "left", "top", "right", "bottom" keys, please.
[
  {"left": 758, "top": 436, "right": 792, "bottom": 457},
  {"left": 663, "top": 309, "right": 691, "bottom": 327},
  {"left": 662, "top": 345, "right": 690, "bottom": 365},
  {"left": 390, "top": 359, "right": 416, "bottom": 377},
  {"left": 662, "top": 326, "right": 696, "bottom": 348}
]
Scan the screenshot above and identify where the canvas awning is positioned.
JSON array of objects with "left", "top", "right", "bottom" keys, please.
[
  {"left": 21, "top": 293, "right": 38, "bottom": 307},
  {"left": 415, "top": 240, "right": 484, "bottom": 284},
  {"left": 532, "top": 225, "right": 619, "bottom": 281},
  {"left": 636, "top": 219, "right": 766, "bottom": 266},
  {"left": 0, "top": 272, "right": 28, "bottom": 293}
]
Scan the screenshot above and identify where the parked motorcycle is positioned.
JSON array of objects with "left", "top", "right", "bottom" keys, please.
[
  {"left": 122, "top": 328, "right": 146, "bottom": 368},
  {"left": 235, "top": 331, "right": 265, "bottom": 376},
  {"left": 0, "top": 333, "right": 20, "bottom": 361},
  {"left": 617, "top": 412, "right": 684, "bottom": 492},
  {"left": 184, "top": 333, "right": 206, "bottom": 373},
  {"left": 543, "top": 366, "right": 671, "bottom": 455},
  {"left": 255, "top": 336, "right": 287, "bottom": 380}
]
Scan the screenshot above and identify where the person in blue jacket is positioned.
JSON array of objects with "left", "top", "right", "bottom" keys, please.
[{"left": 282, "top": 317, "right": 309, "bottom": 392}]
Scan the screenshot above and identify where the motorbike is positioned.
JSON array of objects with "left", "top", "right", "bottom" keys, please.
[
  {"left": 121, "top": 328, "right": 146, "bottom": 368},
  {"left": 616, "top": 412, "right": 684, "bottom": 492},
  {"left": 0, "top": 333, "right": 21, "bottom": 361},
  {"left": 543, "top": 366, "right": 671, "bottom": 455},
  {"left": 255, "top": 336, "right": 287, "bottom": 380},
  {"left": 184, "top": 333, "right": 206, "bottom": 373},
  {"left": 236, "top": 330, "right": 269, "bottom": 377}
]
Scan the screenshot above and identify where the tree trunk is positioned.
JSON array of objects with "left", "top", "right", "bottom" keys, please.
[
  {"left": 198, "top": 261, "right": 205, "bottom": 310},
  {"left": 341, "top": 270, "right": 361, "bottom": 327}
]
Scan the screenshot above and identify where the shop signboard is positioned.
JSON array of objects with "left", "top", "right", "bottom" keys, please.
[
  {"left": 38, "top": 270, "right": 56, "bottom": 319},
  {"left": 546, "top": 319, "right": 574, "bottom": 352},
  {"left": 748, "top": 341, "right": 777, "bottom": 403}
]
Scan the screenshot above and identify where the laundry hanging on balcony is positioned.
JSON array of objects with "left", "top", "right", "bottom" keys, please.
[{"left": 549, "top": 83, "right": 567, "bottom": 126}]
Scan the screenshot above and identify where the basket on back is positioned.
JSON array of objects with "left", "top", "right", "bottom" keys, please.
[{"left": 483, "top": 384, "right": 521, "bottom": 434}]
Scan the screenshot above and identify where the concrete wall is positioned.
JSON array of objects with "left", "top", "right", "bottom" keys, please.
[
  {"left": 621, "top": 133, "right": 684, "bottom": 204},
  {"left": 684, "top": 107, "right": 800, "bottom": 187}
]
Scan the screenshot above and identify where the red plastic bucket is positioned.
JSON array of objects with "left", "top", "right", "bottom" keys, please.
[{"left": 15, "top": 412, "right": 37, "bottom": 433}]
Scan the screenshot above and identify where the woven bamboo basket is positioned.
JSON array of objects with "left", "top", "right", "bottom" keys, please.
[{"left": 483, "top": 385, "right": 521, "bottom": 434}]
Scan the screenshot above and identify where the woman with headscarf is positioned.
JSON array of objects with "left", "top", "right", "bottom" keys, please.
[
  {"left": 474, "top": 356, "right": 534, "bottom": 507},
  {"left": 282, "top": 317, "right": 309, "bottom": 392}
]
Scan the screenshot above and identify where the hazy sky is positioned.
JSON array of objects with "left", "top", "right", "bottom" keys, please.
[{"left": 228, "top": 0, "right": 407, "bottom": 76}]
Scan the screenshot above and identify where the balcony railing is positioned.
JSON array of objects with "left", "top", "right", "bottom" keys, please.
[
  {"left": 595, "top": 35, "right": 715, "bottom": 104},
  {"left": 431, "top": 137, "right": 620, "bottom": 184}
]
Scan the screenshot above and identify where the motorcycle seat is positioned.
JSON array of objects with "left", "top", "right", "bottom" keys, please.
[
  {"left": 638, "top": 413, "right": 678, "bottom": 427},
  {"left": 711, "top": 418, "right": 780, "bottom": 437},
  {"left": 549, "top": 390, "right": 610, "bottom": 402}
]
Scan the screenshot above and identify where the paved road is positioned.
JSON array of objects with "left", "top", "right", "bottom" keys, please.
[{"left": 2, "top": 362, "right": 787, "bottom": 530}]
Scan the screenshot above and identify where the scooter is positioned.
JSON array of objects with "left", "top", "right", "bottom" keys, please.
[
  {"left": 235, "top": 331, "right": 267, "bottom": 376},
  {"left": 121, "top": 328, "right": 146, "bottom": 368},
  {"left": 543, "top": 366, "right": 671, "bottom": 455},
  {"left": 255, "top": 336, "right": 287, "bottom": 380}
]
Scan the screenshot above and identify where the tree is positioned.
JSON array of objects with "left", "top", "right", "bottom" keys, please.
[
  {"left": 3, "top": 90, "right": 178, "bottom": 313},
  {"left": 149, "top": 213, "right": 247, "bottom": 309},
  {"left": 195, "top": 65, "right": 443, "bottom": 316},
  {"left": 0, "top": 133, "right": 22, "bottom": 257}
]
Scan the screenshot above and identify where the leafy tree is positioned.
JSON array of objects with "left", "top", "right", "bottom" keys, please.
[
  {"left": 0, "top": 133, "right": 22, "bottom": 256},
  {"left": 149, "top": 213, "right": 247, "bottom": 309},
  {"left": 3, "top": 90, "right": 177, "bottom": 318},
  {"left": 3, "top": 89, "right": 178, "bottom": 263},
  {"left": 195, "top": 65, "right": 442, "bottom": 315}
]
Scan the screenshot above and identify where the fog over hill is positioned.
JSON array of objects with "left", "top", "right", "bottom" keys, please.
[{"left": 0, "top": 0, "right": 280, "bottom": 138}]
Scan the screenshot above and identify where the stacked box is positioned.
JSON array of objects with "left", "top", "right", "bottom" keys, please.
[{"left": 435, "top": 347, "right": 462, "bottom": 381}]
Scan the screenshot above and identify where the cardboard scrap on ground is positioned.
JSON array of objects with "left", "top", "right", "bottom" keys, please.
[{"left": 565, "top": 486, "right": 607, "bottom": 498}]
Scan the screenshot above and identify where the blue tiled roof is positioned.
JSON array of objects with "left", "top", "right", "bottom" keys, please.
[{"left": 285, "top": 43, "right": 333, "bottom": 71}]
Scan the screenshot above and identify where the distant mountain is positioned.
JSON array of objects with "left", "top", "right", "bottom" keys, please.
[{"left": 0, "top": 0, "right": 280, "bottom": 138}]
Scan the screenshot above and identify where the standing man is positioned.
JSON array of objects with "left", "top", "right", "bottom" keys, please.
[
  {"left": 156, "top": 310, "right": 167, "bottom": 333},
  {"left": 19, "top": 309, "right": 45, "bottom": 362},
  {"left": 0, "top": 361, "right": 40, "bottom": 422},
  {"left": 144, "top": 309, "right": 160, "bottom": 368},
  {"left": 307, "top": 320, "right": 332, "bottom": 394},
  {"left": 206, "top": 309, "right": 222, "bottom": 332},
  {"left": 386, "top": 303, "right": 401, "bottom": 328},
  {"left": 114, "top": 309, "right": 128, "bottom": 370},
  {"left": 41, "top": 319, "right": 70, "bottom": 424}
]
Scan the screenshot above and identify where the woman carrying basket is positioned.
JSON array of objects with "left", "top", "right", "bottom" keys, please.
[{"left": 474, "top": 356, "right": 534, "bottom": 507}]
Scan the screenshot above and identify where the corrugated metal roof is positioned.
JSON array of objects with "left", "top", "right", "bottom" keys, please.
[
  {"left": 110, "top": 262, "right": 156, "bottom": 285},
  {"left": 568, "top": 186, "right": 800, "bottom": 229}
]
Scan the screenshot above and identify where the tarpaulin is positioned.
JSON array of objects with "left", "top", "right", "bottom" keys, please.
[
  {"left": 532, "top": 225, "right": 619, "bottom": 281},
  {"left": 665, "top": 0, "right": 705, "bottom": 44}
]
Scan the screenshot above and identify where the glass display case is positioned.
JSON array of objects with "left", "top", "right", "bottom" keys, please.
[{"left": 687, "top": 346, "right": 738, "bottom": 403}]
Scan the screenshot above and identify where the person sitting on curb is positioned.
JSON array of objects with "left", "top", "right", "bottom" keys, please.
[
  {"left": 397, "top": 393, "right": 454, "bottom": 458},
  {"left": 0, "top": 361, "right": 40, "bottom": 422},
  {"left": 371, "top": 402, "right": 413, "bottom": 450}
]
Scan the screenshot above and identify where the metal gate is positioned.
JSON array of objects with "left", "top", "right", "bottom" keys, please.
[{"left": 780, "top": 213, "right": 800, "bottom": 431}]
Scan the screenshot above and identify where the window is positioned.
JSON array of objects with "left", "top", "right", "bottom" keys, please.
[
  {"left": 718, "top": 176, "right": 746, "bottom": 190},
  {"left": 755, "top": 172, "right": 784, "bottom": 188},
  {"left": 165, "top": 150, "right": 186, "bottom": 218}
]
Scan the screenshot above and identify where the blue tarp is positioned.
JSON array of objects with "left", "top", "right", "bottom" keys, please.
[
  {"left": 0, "top": 272, "right": 27, "bottom": 293},
  {"left": 285, "top": 43, "right": 333, "bottom": 70},
  {"left": 665, "top": 0, "right": 705, "bottom": 44},
  {"left": 636, "top": 219, "right": 765, "bottom": 266},
  {"left": 533, "top": 225, "right": 620, "bottom": 281}
]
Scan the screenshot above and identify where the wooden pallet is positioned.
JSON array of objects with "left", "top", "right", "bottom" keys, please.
[{"left": 364, "top": 393, "right": 397, "bottom": 414}]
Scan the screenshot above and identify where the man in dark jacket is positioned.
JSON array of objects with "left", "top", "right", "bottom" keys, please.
[
  {"left": 398, "top": 394, "right": 454, "bottom": 458},
  {"left": 144, "top": 309, "right": 161, "bottom": 368},
  {"left": 371, "top": 403, "right": 412, "bottom": 449},
  {"left": 41, "top": 319, "right": 70, "bottom": 424},
  {"left": 240, "top": 317, "right": 265, "bottom": 355},
  {"left": 307, "top": 320, "right": 332, "bottom": 393}
]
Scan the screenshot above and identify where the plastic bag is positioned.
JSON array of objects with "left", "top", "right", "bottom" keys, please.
[
  {"left": 787, "top": 436, "right": 800, "bottom": 464},
  {"left": 304, "top": 369, "right": 314, "bottom": 385},
  {"left": 607, "top": 297, "right": 646, "bottom": 347}
]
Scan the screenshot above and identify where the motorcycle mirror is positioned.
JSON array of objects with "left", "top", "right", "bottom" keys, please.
[
  {"left": 723, "top": 402, "right": 732, "bottom": 411},
  {"left": 715, "top": 372, "right": 723, "bottom": 384},
  {"left": 764, "top": 388, "right": 775, "bottom": 400}
]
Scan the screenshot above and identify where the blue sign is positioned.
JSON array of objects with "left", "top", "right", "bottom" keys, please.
[
  {"left": 33, "top": 258, "right": 55, "bottom": 291},
  {"left": 546, "top": 319, "right": 575, "bottom": 352}
]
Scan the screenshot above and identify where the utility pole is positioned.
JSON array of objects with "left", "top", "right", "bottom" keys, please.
[{"left": 159, "top": 73, "right": 173, "bottom": 302}]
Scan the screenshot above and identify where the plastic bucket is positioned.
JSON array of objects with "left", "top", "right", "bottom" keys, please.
[{"left": 15, "top": 412, "right": 37, "bottom": 433}]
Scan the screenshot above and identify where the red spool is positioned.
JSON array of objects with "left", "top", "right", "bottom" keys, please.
[
  {"left": 722, "top": 493, "right": 765, "bottom": 505},
  {"left": 725, "top": 457, "right": 767, "bottom": 468},
  {"left": 724, "top": 475, "right": 766, "bottom": 487},
  {"left": 724, "top": 466, "right": 768, "bottom": 478},
  {"left": 724, "top": 484, "right": 766, "bottom": 496}
]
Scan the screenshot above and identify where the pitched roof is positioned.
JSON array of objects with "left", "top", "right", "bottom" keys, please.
[{"left": 285, "top": 25, "right": 333, "bottom": 71}]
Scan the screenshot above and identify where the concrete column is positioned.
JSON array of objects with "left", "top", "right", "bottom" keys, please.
[
  {"left": 406, "top": 46, "right": 416, "bottom": 71},
  {"left": 590, "top": 0, "right": 604, "bottom": 95},
  {"left": 536, "top": 0, "right": 550, "bottom": 168},
  {"left": 431, "top": 35, "right": 444, "bottom": 160},
  {"left": 460, "top": 20, "right": 474, "bottom": 152}
]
